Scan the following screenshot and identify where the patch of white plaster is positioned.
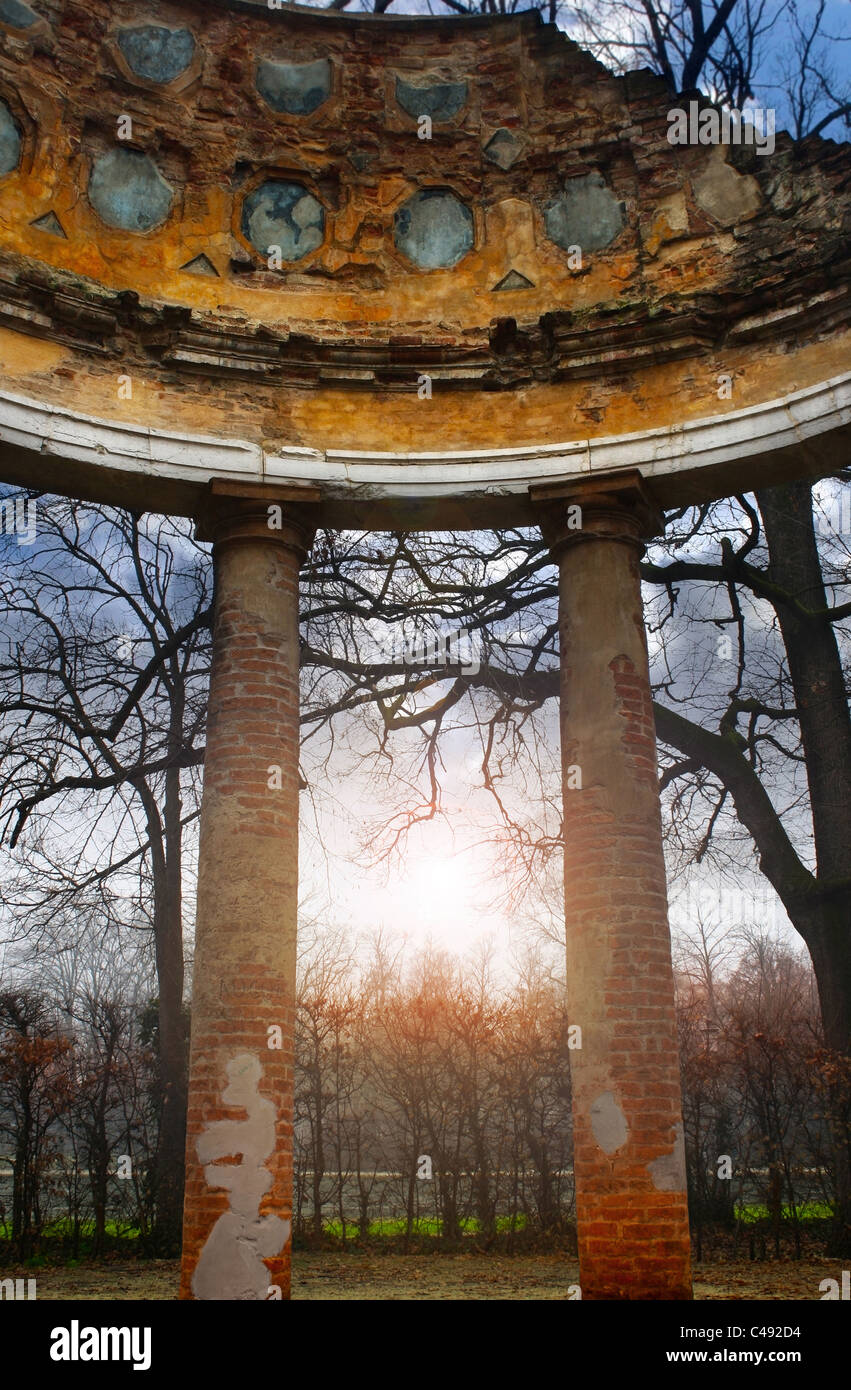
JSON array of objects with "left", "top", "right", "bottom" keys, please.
[
  {"left": 590, "top": 1091, "right": 628, "bottom": 1154},
  {"left": 192, "top": 1052, "right": 290, "bottom": 1300},
  {"left": 647, "top": 1122, "right": 687, "bottom": 1192}
]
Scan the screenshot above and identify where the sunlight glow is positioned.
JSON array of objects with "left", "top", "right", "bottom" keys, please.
[{"left": 405, "top": 853, "right": 474, "bottom": 949}]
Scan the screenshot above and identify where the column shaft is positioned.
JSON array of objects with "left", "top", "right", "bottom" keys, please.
[
  {"left": 179, "top": 501, "right": 312, "bottom": 1301},
  {"left": 542, "top": 478, "right": 692, "bottom": 1300}
]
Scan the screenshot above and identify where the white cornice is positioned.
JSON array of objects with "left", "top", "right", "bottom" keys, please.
[{"left": 1, "top": 372, "right": 850, "bottom": 509}]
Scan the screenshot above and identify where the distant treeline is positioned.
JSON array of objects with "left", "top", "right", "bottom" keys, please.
[{"left": 0, "top": 929, "right": 844, "bottom": 1261}]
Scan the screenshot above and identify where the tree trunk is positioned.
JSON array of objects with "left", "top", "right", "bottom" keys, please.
[
  {"left": 141, "top": 750, "right": 188, "bottom": 1254},
  {"left": 89, "top": 1103, "right": 109, "bottom": 1258},
  {"left": 653, "top": 482, "right": 851, "bottom": 1255},
  {"left": 795, "top": 901, "right": 851, "bottom": 1254},
  {"left": 12, "top": 1128, "right": 26, "bottom": 1255},
  {"left": 756, "top": 483, "right": 851, "bottom": 1255},
  {"left": 312, "top": 1057, "right": 325, "bottom": 1242},
  {"left": 90, "top": 1143, "right": 108, "bottom": 1258}
]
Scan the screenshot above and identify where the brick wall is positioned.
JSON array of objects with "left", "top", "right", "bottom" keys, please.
[
  {"left": 547, "top": 485, "right": 692, "bottom": 1299},
  {"left": 179, "top": 504, "right": 311, "bottom": 1300}
]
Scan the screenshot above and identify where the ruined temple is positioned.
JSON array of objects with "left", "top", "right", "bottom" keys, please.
[{"left": 0, "top": 0, "right": 849, "bottom": 1299}]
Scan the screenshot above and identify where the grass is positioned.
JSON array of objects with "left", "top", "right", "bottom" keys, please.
[
  {"left": 2, "top": 1206, "right": 834, "bottom": 1266},
  {"left": 0, "top": 1217, "right": 148, "bottom": 1266},
  {"left": 320, "top": 1214, "right": 528, "bottom": 1238},
  {"left": 38, "top": 1219, "right": 144, "bottom": 1239},
  {"left": 734, "top": 1202, "right": 833, "bottom": 1224}
]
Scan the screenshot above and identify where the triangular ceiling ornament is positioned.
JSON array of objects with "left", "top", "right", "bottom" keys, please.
[
  {"left": 492, "top": 269, "right": 534, "bottom": 291},
  {"left": 31, "top": 211, "right": 67, "bottom": 238},
  {"left": 180, "top": 253, "right": 220, "bottom": 277}
]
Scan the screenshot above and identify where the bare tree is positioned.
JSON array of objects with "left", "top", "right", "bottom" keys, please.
[
  {"left": 0, "top": 496, "right": 211, "bottom": 1251},
  {"left": 0, "top": 990, "right": 72, "bottom": 1259}
]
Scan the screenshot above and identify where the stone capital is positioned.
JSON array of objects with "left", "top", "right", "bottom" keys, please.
[
  {"left": 194, "top": 479, "right": 320, "bottom": 563},
  {"left": 530, "top": 470, "right": 664, "bottom": 559}
]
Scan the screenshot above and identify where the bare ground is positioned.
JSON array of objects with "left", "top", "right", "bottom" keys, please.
[{"left": 3, "top": 1253, "right": 842, "bottom": 1300}]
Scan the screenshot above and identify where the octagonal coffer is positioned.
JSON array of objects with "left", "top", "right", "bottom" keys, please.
[
  {"left": 395, "top": 75, "right": 467, "bottom": 122},
  {"left": 0, "top": 97, "right": 22, "bottom": 176},
  {"left": 241, "top": 180, "right": 325, "bottom": 261},
  {"left": 117, "top": 25, "right": 196, "bottom": 85},
  {"left": 88, "top": 149, "right": 175, "bottom": 232},
  {"left": 256, "top": 58, "right": 331, "bottom": 115},
  {"left": 394, "top": 188, "right": 474, "bottom": 270},
  {"left": 545, "top": 172, "right": 624, "bottom": 253}
]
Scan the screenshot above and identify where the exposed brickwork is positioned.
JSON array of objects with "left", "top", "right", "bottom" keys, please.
[
  {"left": 541, "top": 478, "right": 692, "bottom": 1300},
  {"left": 179, "top": 500, "right": 313, "bottom": 1301}
]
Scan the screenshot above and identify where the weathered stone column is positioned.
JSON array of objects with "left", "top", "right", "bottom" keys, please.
[
  {"left": 534, "top": 472, "right": 692, "bottom": 1300},
  {"left": 179, "top": 487, "right": 315, "bottom": 1301}
]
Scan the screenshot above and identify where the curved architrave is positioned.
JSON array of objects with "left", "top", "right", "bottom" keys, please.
[{"left": 1, "top": 372, "right": 849, "bottom": 529}]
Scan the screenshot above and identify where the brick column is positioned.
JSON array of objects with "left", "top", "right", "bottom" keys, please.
[
  {"left": 534, "top": 472, "right": 692, "bottom": 1300},
  {"left": 179, "top": 490, "right": 315, "bottom": 1301}
]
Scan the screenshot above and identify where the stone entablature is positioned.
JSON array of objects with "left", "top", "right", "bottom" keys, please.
[{"left": 1, "top": 372, "right": 849, "bottom": 529}]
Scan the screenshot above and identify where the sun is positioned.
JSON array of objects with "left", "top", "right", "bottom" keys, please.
[
  {"left": 403, "top": 851, "right": 474, "bottom": 949},
  {"left": 340, "top": 826, "right": 507, "bottom": 956}
]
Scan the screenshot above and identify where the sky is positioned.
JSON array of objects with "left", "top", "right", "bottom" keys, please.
[{"left": 1, "top": 0, "right": 842, "bottom": 992}]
